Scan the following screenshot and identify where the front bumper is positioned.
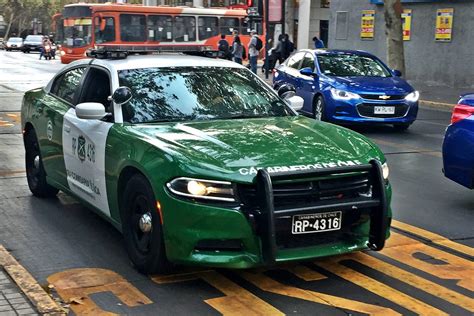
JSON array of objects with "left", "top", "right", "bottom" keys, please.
[
  {"left": 326, "top": 96, "right": 418, "bottom": 125},
  {"left": 159, "top": 160, "right": 392, "bottom": 268}
]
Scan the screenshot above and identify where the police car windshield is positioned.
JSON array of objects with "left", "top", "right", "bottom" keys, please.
[
  {"left": 317, "top": 54, "right": 391, "bottom": 77},
  {"left": 118, "top": 67, "right": 292, "bottom": 124}
]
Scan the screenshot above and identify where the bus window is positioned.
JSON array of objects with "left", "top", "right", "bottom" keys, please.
[
  {"left": 94, "top": 17, "right": 115, "bottom": 43},
  {"left": 63, "top": 18, "right": 92, "bottom": 47},
  {"left": 148, "top": 15, "right": 173, "bottom": 42},
  {"left": 120, "top": 14, "right": 146, "bottom": 42},
  {"left": 174, "top": 16, "right": 196, "bottom": 42},
  {"left": 219, "top": 17, "right": 239, "bottom": 35},
  {"left": 198, "top": 17, "right": 218, "bottom": 40},
  {"left": 241, "top": 19, "right": 263, "bottom": 35}
]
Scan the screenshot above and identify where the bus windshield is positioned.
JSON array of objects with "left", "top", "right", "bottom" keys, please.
[{"left": 63, "top": 18, "right": 92, "bottom": 47}]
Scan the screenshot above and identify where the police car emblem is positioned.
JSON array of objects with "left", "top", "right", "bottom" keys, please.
[
  {"left": 46, "top": 121, "right": 53, "bottom": 141},
  {"left": 77, "top": 135, "right": 86, "bottom": 162}
]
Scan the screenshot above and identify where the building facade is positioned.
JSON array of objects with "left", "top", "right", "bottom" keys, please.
[{"left": 329, "top": 0, "right": 474, "bottom": 88}]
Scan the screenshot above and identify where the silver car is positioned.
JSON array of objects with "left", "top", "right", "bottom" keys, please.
[{"left": 6, "top": 37, "right": 24, "bottom": 51}]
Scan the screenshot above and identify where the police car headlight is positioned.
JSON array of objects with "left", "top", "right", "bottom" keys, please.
[
  {"left": 167, "top": 177, "right": 236, "bottom": 202},
  {"left": 405, "top": 91, "right": 419, "bottom": 102},
  {"left": 382, "top": 162, "right": 389, "bottom": 180},
  {"left": 330, "top": 88, "right": 360, "bottom": 100}
]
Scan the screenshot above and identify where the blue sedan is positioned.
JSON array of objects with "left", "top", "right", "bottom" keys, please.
[
  {"left": 273, "top": 49, "right": 419, "bottom": 130},
  {"left": 443, "top": 94, "right": 474, "bottom": 188}
]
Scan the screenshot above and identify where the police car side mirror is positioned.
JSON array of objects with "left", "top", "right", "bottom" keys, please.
[
  {"left": 76, "top": 102, "right": 106, "bottom": 120},
  {"left": 286, "top": 95, "right": 304, "bottom": 111},
  {"left": 112, "top": 86, "right": 132, "bottom": 105}
]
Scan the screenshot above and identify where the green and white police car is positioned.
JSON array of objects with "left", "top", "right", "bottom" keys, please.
[{"left": 21, "top": 53, "right": 391, "bottom": 274}]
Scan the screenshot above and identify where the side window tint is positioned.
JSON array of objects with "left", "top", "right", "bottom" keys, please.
[
  {"left": 287, "top": 53, "right": 305, "bottom": 69},
  {"left": 198, "top": 17, "right": 218, "bottom": 40},
  {"left": 51, "top": 67, "right": 86, "bottom": 104},
  {"left": 148, "top": 15, "right": 173, "bottom": 42},
  {"left": 301, "top": 54, "right": 315, "bottom": 71},
  {"left": 120, "top": 14, "right": 146, "bottom": 42},
  {"left": 174, "top": 16, "right": 196, "bottom": 42}
]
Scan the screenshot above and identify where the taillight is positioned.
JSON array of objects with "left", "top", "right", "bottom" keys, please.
[{"left": 451, "top": 103, "right": 474, "bottom": 124}]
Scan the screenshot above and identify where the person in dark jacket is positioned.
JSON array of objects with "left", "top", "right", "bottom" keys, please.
[
  {"left": 217, "top": 34, "right": 231, "bottom": 60},
  {"left": 283, "top": 34, "right": 294, "bottom": 59},
  {"left": 313, "top": 36, "right": 325, "bottom": 49}
]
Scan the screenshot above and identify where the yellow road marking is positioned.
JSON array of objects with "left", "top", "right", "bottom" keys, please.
[
  {"left": 239, "top": 270, "right": 400, "bottom": 315},
  {"left": 392, "top": 220, "right": 474, "bottom": 257},
  {"left": 47, "top": 268, "right": 152, "bottom": 315},
  {"left": 153, "top": 270, "right": 283, "bottom": 315},
  {"left": 283, "top": 264, "right": 327, "bottom": 281},
  {"left": 382, "top": 232, "right": 474, "bottom": 291},
  {"left": 372, "top": 138, "right": 442, "bottom": 157},
  {"left": 316, "top": 259, "right": 448, "bottom": 316},
  {"left": 351, "top": 252, "right": 474, "bottom": 312}
]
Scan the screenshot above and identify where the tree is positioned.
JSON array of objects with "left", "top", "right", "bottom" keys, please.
[{"left": 384, "top": 0, "right": 405, "bottom": 75}]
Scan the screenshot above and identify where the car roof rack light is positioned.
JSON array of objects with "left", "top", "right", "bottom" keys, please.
[{"left": 86, "top": 45, "right": 219, "bottom": 60}]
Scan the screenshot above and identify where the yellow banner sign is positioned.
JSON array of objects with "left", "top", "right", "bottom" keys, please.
[
  {"left": 435, "top": 8, "right": 453, "bottom": 42},
  {"left": 361, "top": 10, "right": 375, "bottom": 40},
  {"left": 402, "top": 9, "right": 412, "bottom": 41}
]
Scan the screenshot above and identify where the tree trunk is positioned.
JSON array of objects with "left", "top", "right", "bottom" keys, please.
[
  {"left": 4, "top": 12, "right": 15, "bottom": 39},
  {"left": 384, "top": 0, "right": 405, "bottom": 76}
]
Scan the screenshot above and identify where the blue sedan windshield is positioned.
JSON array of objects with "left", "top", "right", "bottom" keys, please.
[{"left": 317, "top": 54, "right": 391, "bottom": 77}]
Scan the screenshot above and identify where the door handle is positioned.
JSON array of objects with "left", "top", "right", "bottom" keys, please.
[{"left": 64, "top": 125, "right": 71, "bottom": 133}]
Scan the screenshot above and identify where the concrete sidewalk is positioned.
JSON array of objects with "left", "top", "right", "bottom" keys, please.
[{"left": 0, "top": 269, "right": 39, "bottom": 315}]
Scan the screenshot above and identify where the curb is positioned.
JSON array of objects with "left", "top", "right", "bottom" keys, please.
[
  {"left": 419, "top": 100, "right": 455, "bottom": 112},
  {"left": 0, "top": 245, "right": 65, "bottom": 315}
]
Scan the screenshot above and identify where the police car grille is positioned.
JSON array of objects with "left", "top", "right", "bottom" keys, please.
[
  {"left": 357, "top": 103, "right": 409, "bottom": 118},
  {"left": 238, "top": 173, "right": 371, "bottom": 210}
]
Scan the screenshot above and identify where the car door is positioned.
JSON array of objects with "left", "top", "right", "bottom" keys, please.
[
  {"left": 275, "top": 52, "right": 305, "bottom": 90},
  {"left": 39, "top": 66, "right": 87, "bottom": 190},
  {"left": 62, "top": 66, "right": 114, "bottom": 217},
  {"left": 297, "top": 53, "right": 318, "bottom": 113}
]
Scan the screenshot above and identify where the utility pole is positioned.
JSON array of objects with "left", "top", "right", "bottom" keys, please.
[
  {"left": 264, "top": 0, "right": 269, "bottom": 79},
  {"left": 384, "top": 0, "right": 405, "bottom": 75}
]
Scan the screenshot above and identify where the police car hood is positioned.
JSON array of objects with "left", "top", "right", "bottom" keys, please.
[{"left": 136, "top": 116, "right": 380, "bottom": 180}]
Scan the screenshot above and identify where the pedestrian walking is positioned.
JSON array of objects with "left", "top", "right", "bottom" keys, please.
[
  {"left": 248, "top": 30, "right": 261, "bottom": 74},
  {"left": 273, "top": 34, "right": 285, "bottom": 66},
  {"left": 313, "top": 36, "right": 325, "bottom": 49},
  {"left": 232, "top": 35, "right": 243, "bottom": 64},
  {"left": 217, "top": 34, "right": 231, "bottom": 60},
  {"left": 283, "top": 34, "right": 294, "bottom": 60}
]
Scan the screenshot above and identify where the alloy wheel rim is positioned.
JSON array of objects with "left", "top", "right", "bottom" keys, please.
[{"left": 131, "top": 195, "right": 153, "bottom": 254}]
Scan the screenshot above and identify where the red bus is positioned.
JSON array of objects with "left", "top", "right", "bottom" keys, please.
[{"left": 54, "top": 3, "right": 263, "bottom": 64}]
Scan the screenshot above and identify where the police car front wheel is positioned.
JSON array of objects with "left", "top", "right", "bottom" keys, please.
[{"left": 121, "top": 174, "right": 170, "bottom": 274}]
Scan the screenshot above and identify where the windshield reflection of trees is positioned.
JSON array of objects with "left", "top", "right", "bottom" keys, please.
[
  {"left": 119, "top": 67, "right": 289, "bottom": 124},
  {"left": 319, "top": 55, "right": 389, "bottom": 77}
]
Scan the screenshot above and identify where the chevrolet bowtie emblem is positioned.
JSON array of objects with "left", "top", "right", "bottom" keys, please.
[{"left": 378, "top": 95, "right": 391, "bottom": 100}]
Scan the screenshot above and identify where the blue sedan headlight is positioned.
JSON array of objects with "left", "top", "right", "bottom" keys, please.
[
  {"left": 330, "top": 88, "right": 360, "bottom": 101},
  {"left": 404, "top": 91, "right": 420, "bottom": 102}
]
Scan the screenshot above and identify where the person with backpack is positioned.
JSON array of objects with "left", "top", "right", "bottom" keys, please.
[
  {"left": 248, "top": 30, "right": 262, "bottom": 74},
  {"left": 283, "top": 33, "right": 294, "bottom": 60},
  {"left": 232, "top": 35, "right": 243, "bottom": 64},
  {"left": 217, "top": 34, "right": 231, "bottom": 60}
]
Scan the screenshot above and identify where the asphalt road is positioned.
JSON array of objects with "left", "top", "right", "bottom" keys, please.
[{"left": 0, "top": 50, "right": 472, "bottom": 315}]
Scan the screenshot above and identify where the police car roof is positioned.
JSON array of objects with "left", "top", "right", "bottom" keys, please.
[{"left": 91, "top": 54, "right": 245, "bottom": 71}]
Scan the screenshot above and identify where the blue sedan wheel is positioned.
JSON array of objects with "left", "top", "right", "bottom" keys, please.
[{"left": 313, "top": 96, "right": 326, "bottom": 121}]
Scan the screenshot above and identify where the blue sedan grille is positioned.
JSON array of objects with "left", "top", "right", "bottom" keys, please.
[{"left": 357, "top": 103, "right": 409, "bottom": 118}]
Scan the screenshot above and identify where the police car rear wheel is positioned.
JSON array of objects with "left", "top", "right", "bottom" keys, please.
[
  {"left": 24, "top": 129, "right": 58, "bottom": 198},
  {"left": 122, "top": 174, "right": 169, "bottom": 274}
]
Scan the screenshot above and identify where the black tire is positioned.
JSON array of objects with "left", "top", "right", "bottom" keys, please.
[
  {"left": 24, "top": 129, "right": 58, "bottom": 198},
  {"left": 393, "top": 123, "right": 410, "bottom": 131},
  {"left": 313, "top": 95, "right": 326, "bottom": 121},
  {"left": 121, "top": 174, "right": 170, "bottom": 274}
]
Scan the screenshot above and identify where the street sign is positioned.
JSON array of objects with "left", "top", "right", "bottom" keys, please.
[{"left": 247, "top": 7, "right": 259, "bottom": 17}]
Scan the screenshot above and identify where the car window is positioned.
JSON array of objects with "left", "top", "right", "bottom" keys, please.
[
  {"left": 317, "top": 53, "right": 391, "bottom": 77},
  {"left": 286, "top": 52, "right": 305, "bottom": 69},
  {"left": 301, "top": 53, "right": 315, "bottom": 71},
  {"left": 51, "top": 67, "right": 86, "bottom": 105},
  {"left": 78, "top": 67, "right": 112, "bottom": 112},
  {"left": 118, "top": 67, "right": 292, "bottom": 123}
]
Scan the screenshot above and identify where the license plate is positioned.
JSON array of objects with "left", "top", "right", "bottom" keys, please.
[
  {"left": 374, "top": 106, "right": 395, "bottom": 114},
  {"left": 291, "top": 211, "right": 342, "bottom": 234}
]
